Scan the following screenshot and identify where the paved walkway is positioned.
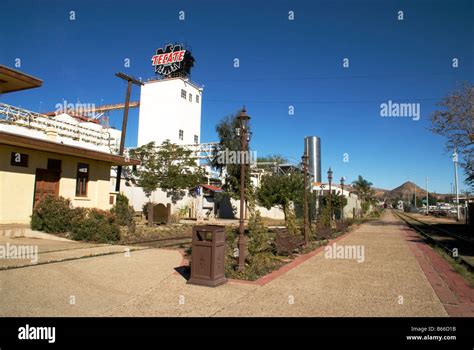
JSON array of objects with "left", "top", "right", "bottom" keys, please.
[
  {"left": 0, "top": 237, "right": 146, "bottom": 270},
  {"left": 1, "top": 211, "right": 471, "bottom": 316}
]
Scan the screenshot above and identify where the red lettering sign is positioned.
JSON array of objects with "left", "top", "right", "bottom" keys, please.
[{"left": 151, "top": 50, "right": 186, "bottom": 66}]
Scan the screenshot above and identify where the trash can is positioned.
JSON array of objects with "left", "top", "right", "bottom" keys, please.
[{"left": 187, "top": 225, "right": 227, "bottom": 287}]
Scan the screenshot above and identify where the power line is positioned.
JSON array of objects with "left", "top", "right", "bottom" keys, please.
[
  {"left": 204, "top": 97, "right": 441, "bottom": 105},
  {"left": 202, "top": 71, "right": 469, "bottom": 83}
]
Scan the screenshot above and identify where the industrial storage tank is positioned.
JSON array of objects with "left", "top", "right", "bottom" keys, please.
[{"left": 304, "top": 136, "right": 321, "bottom": 183}]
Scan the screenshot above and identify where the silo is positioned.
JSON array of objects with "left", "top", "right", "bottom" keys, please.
[{"left": 304, "top": 136, "right": 321, "bottom": 183}]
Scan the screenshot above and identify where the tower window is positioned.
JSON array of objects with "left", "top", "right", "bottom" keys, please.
[
  {"left": 196, "top": 95, "right": 200, "bottom": 103},
  {"left": 179, "top": 129, "right": 184, "bottom": 140},
  {"left": 194, "top": 135, "right": 199, "bottom": 144},
  {"left": 181, "top": 89, "right": 186, "bottom": 99},
  {"left": 189, "top": 93, "right": 192, "bottom": 102}
]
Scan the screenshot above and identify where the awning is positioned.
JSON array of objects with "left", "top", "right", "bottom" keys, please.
[
  {"left": 201, "top": 184, "right": 223, "bottom": 192},
  {"left": 0, "top": 65, "right": 43, "bottom": 94},
  {"left": 0, "top": 131, "right": 140, "bottom": 166}
]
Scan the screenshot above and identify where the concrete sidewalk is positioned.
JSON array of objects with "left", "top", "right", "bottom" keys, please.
[
  {"left": 0, "top": 211, "right": 451, "bottom": 316},
  {"left": 0, "top": 236, "right": 146, "bottom": 270}
]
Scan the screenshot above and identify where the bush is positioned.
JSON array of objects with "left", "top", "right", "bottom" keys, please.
[
  {"left": 111, "top": 194, "right": 135, "bottom": 226},
  {"left": 285, "top": 207, "right": 301, "bottom": 236},
  {"left": 247, "top": 211, "right": 271, "bottom": 256},
  {"left": 31, "top": 196, "right": 74, "bottom": 233},
  {"left": 224, "top": 226, "right": 238, "bottom": 273},
  {"left": 319, "top": 205, "right": 331, "bottom": 228},
  {"left": 142, "top": 202, "right": 155, "bottom": 220},
  {"left": 71, "top": 208, "right": 120, "bottom": 243},
  {"left": 361, "top": 201, "right": 370, "bottom": 215}
]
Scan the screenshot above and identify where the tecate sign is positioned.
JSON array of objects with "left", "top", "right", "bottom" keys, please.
[{"left": 151, "top": 44, "right": 186, "bottom": 76}]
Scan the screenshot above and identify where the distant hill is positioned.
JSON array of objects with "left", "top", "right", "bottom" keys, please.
[
  {"left": 372, "top": 181, "right": 449, "bottom": 201},
  {"left": 386, "top": 181, "right": 425, "bottom": 199}
]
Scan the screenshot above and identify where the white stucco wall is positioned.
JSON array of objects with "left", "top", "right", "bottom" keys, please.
[{"left": 137, "top": 78, "right": 202, "bottom": 147}]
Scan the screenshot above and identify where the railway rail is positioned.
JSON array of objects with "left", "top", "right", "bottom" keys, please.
[
  {"left": 394, "top": 210, "right": 474, "bottom": 271},
  {"left": 124, "top": 235, "right": 192, "bottom": 249}
]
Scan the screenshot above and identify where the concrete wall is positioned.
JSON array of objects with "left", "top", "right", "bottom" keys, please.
[
  {"left": 137, "top": 78, "right": 202, "bottom": 147},
  {"left": 344, "top": 194, "right": 363, "bottom": 219},
  {"left": 0, "top": 144, "right": 113, "bottom": 224},
  {"left": 118, "top": 181, "right": 286, "bottom": 220}
]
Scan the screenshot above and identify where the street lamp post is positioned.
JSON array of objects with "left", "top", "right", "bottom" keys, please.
[
  {"left": 453, "top": 150, "right": 461, "bottom": 221},
  {"left": 302, "top": 153, "right": 309, "bottom": 245},
  {"left": 236, "top": 107, "right": 250, "bottom": 272},
  {"left": 426, "top": 176, "right": 429, "bottom": 215},
  {"left": 327, "top": 167, "right": 333, "bottom": 227},
  {"left": 340, "top": 176, "right": 345, "bottom": 222}
]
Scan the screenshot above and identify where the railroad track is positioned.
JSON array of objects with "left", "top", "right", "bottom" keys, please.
[
  {"left": 123, "top": 235, "right": 192, "bottom": 249},
  {"left": 394, "top": 210, "right": 474, "bottom": 271}
]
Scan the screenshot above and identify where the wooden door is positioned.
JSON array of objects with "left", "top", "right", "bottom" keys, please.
[{"left": 33, "top": 169, "right": 60, "bottom": 207}]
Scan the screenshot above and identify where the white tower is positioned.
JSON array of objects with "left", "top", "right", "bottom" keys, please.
[{"left": 137, "top": 77, "right": 203, "bottom": 147}]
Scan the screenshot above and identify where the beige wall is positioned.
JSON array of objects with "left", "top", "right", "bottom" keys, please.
[{"left": 0, "top": 144, "right": 113, "bottom": 224}]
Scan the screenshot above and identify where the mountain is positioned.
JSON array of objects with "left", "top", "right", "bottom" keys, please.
[
  {"left": 349, "top": 181, "right": 448, "bottom": 201},
  {"left": 385, "top": 181, "right": 425, "bottom": 199},
  {"left": 372, "top": 181, "right": 449, "bottom": 201}
]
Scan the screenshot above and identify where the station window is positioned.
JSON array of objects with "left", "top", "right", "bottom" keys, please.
[
  {"left": 196, "top": 95, "right": 200, "bottom": 103},
  {"left": 76, "top": 163, "right": 89, "bottom": 197},
  {"left": 181, "top": 89, "right": 186, "bottom": 99},
  {"left": 189, "top": 93, "right": 192, "bottom": 102},
  {"left": 194, "top": 135, "right": 199, "bottom": 144},
  {"left": 179, "top": 129, "right": 184, "bottom": 140}
]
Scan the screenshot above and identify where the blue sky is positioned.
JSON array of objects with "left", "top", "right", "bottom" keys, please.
[{"left": 1, "top": 0, "right": 472, "bottom": 193}]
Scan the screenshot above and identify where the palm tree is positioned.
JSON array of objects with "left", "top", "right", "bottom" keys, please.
[{"left": 351, "top": 175, "right": 375, "bottom": 203}]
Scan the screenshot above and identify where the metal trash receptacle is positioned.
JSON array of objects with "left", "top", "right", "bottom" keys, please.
[{"left": 187, "top": 225, "right": 227, "bottom": 287}]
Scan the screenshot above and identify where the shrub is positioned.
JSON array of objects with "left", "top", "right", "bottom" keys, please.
[
  {"left": 285, "top": 207, "right": 301, "bottom": 236},
  {"left": 319, "top": 205, "right": 331, "bottom": 228},
  {"left": 224, "top": 226, "right": 238, "bottom": 272},
  {"left": 247, "top": 211, "right": 271, "bottom": 256},
  {"left": 361, "top": 201, "right": 370, "bottom": 215},
  {"left": 142, "top": 202, "right": 156, "bottom": 220},
  {"left": 111, "top": 194, "right": 135, "bottom": 226},
  {"left": 31, "top": 196, "right": 74, "bottom": 233},
  {"left": 71, "top": 208, "right": 120, "bottom": 243},
  {"left": 177, "top": 205, "right": 190, "bottom": 218},
  {"left": 344, "top": 218, "right": 356, "bottom": 226},
  {"left": 246, "top": 252, "right": 282, "bottom": 278}
]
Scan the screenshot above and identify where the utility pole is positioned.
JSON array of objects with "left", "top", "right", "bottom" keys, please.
[
  {"left": 302, "top": 153, "right": 309, "bottom": 245},
  {"left": 426, "top": 176, "right": 429, "bottom": 215},
  {"left": 114, "top": 72, "right": 143, "bottom": 192},
  {"left": 414, "top": 184, "right": 417, "bottom": 208},
  {"left": 453, "top": 149, "right": 460, "bottom": 221}
]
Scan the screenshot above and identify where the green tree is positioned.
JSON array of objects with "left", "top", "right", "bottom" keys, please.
[
  {"left": 352, "top": 175, "right": 375, "bottom": 215},
  {"left": 430, "top": 83, "right": 474, "bottom": 189},
  {"left": 256, "top": 172, "right": 304, "bottom": 221},
  {"left": 129, "top": 140, "right": 205, "bottom": 226},
  {"left": 211, "top": 112, "right": 253, "bottom": 199}
]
